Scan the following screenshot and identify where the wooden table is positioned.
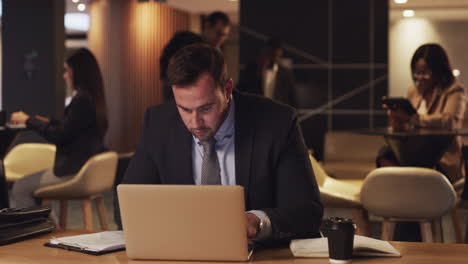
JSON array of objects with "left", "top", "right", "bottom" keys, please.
[{"left": 1, "top": 230, "right": 468, "bottom": 263}]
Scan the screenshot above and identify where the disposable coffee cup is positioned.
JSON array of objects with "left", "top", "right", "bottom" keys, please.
[{"left": 326, "top": 217, "right": 355, "bottom": 263}]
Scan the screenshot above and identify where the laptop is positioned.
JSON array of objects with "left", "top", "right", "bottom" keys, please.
[{"left": 117, "top": 184, "right": 252, "bottom": 261}]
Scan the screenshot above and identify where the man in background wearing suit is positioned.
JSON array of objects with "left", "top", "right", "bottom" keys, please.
[
  {"left": 237, "top": 38, "right": 297, "bottom": 107},
  {"left": 202, "top": 11, "right": 231, "bottom": 49},
  {"left": 119, "top": 43, "right": 322, "bottom": 245}
]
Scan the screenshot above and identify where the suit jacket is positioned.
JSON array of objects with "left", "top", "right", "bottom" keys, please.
[
  {"left": 237, "top": 63, "right": 297, "bottom": 107},
  {"left": 120, "top": 90, "right": 323, "bottom": 244},
  {"left": 26, "top": 91, "right": 107, "bottom": 176},
  {"left": 407, "top": 82, "right": 466, "bottom": 183}
]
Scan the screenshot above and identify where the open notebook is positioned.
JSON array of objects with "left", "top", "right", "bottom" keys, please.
[
  {"left": 45, "top": 231, "right": 125, "bottom": 255},
  {"left": 290, "top": 235, "right": 401, "bottom": 258}
]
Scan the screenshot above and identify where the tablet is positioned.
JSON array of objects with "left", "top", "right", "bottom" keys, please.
[{"left": 382, "top": 96, "right": 416, "bottom": 115}]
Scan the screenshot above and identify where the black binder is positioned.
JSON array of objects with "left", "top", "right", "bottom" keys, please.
[
  {"left": 43, "top": 231, "right": 125, "bottom": 255},
  {"left": 44, "top": 242, "right": 125, "bottom": 255}
]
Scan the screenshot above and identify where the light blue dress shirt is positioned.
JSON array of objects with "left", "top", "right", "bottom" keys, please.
[
  {"left": 192, "top": 99, "right": 236, "bottom": 185},
  {"left": 191, "top": 99, "right": 271, "bottom": 240}
]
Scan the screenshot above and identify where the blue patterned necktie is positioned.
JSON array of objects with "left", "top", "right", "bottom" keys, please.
[{"left": 200, "top": 138, "right": 221, "bottom": 185}]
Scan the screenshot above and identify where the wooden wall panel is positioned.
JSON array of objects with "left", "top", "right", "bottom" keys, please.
[
  {"left": 88, "top": 0, "right": 123, "bottom": 153},
  {"left": 89, "top": 0, "right": 190, "bottom": 152}
]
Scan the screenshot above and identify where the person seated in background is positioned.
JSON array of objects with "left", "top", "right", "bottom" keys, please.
[
  {"left": 378, "top": 43, "right": 466, "bottom": 183},
  {"left": 202, "top": 11, "right": 231, "bottom": 49},
  {"left": 10, "top": 48, "right": 108, "bottom": 208},
  {"left": 160, "top": 31, "right": 206, "bottom": 103},
  {"left": 237, "top": 38, "right": 297, "bottom": 108},
  {"left": 116, "top": 43, "right": 323, "bottom": 245}
]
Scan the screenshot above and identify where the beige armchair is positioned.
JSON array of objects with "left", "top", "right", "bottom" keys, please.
[
  {"left": 4, "top": 143, "right": 56, "bottom": 182},
  {"left": 360, "top": 167, "right": 456, "bottom": 243},
  {"left": 34, "top": 151, "right": 118, "bottom": 231},
  {"left": 322, "top": 131, "right": 385, "bottom": 180},
  {"left": 309, "top": 154, "right": 370, "bottom": 236},
  {"left": 451, "top": 178, "right": 465, "bottom": 243}
]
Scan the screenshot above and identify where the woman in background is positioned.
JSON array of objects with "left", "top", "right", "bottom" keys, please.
[
  {"left": 10, "top": 48, "right": 108, "bottom": 207},
  {"left": 378, "top": 43, "right": 466, "bottom": 183}
]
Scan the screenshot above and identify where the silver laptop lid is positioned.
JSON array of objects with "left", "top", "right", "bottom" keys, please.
[{"left": 118, "top": 184, "right": 249, "bottom": 261}]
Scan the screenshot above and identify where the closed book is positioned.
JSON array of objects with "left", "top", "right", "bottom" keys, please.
[{"left": 290, "top": 235, "right": 401, "bottom": 258}]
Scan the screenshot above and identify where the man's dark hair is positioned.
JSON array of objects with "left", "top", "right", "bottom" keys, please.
[
  {"left": 167, "top": 43, "right": 227, "bottom": 89},
  {"left": 205, "top": 11, "right": 230, "bottom": 26},
  {"left": 411, "top": 43, "right": 454, "bottom": 89},
  {"left": 266, "top": 37, "right": 283, "bottom": 51},
  {"left": 264, "top": 37, "right": 283, "bottom": 56},
  {"left": 160, "top": 31, "right": 205, "bottom": 80}
]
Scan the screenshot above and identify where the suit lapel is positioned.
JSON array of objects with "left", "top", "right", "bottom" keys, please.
[
  {"left": 234, "top": 92, "right": 255, "bottom": 200},
  {"left": 169, "top": 108, "right": 194, "bottom": 184}
]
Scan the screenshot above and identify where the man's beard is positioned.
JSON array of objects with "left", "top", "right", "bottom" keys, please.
[{"left": 191, "top": 127, "right": 212, "bottom": 141}]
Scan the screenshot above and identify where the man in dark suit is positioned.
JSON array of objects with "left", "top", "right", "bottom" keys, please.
[
  {"left": 237, "top": 38, "right": 297, "bottom": 107},
  {"left": 202, "top": 11, "right": 231, "bottom": 49},
  {"left": 119, "top": 43, "right": 322, "bottom": 245}
]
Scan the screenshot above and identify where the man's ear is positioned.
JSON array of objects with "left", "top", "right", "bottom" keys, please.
[
  {"left": 203, "top": 21, "right": 210, "bottom": 31},
  {"left": 225, "top": 79, "right": 233, "bottom": 101}
]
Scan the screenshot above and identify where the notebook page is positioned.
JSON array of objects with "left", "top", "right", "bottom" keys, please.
[
  {"left": 353, "top": 235, "right": 400, "bottom": 257},
  {"left": 290, "top": 237, "right": 329, "bottom": 257},
  {"left": 49, "top": 231, "right": 125, "bottom": 252}
]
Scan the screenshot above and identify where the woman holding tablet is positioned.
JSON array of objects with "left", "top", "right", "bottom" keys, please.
[{"left": 378, "top": 43, "right": 466, "bottom": 183}]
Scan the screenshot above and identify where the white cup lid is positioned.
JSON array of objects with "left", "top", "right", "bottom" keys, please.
[{"left": 330, "top": 258, "right": 352, "bottom": 264}]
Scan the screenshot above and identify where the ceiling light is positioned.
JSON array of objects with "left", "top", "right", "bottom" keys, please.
[
  {"left": 72, "top": 0, "right": 79, "bottom": 3},
  {"left": 453, "top": 69, "right": 461, "bottom": 77},
  {"left": 228, "top": 0, "right": 238, "bottom": 2},
  {"left": 65, "top": 13, "right": 89, "bottom": 31},
  {"left": 402, "top": 10, "right": 414, "bottom": 17},
  {"left": 394, "top": 0, "right": 408, "bottom": 4},
  {"left": 77, "top": 3, "right": 86, "bottom": 11}
]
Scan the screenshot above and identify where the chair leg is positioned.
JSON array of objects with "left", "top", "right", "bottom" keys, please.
[
  {"left": 432, "top": 217, "right": 443, "bottom": 243},
  {"left": 420, "top": 221, "right": 433, "bottom": 243},
  {"left": 465, "top": 220, "right": 468, "bottom": 244},
  {"left": 82, "top": 199, "right": 93, "bottom": 231},
  {"left": 41, "top": 200, "right": 60, "bottom": 230},
  {"left": 351, "top": 208, "right": 370, "bottom": 236},
  {"left": 59, "top": 200, "right": 68, "bottom": 230},
  {"left": 94, "top": 195, "right": 109, "bottom": 230},
  {"left": 451, "top": 208, "right": 463, "bottom": 243},
  {"left": 381, "top": 219, "right": 395, "bottom": 241}
]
